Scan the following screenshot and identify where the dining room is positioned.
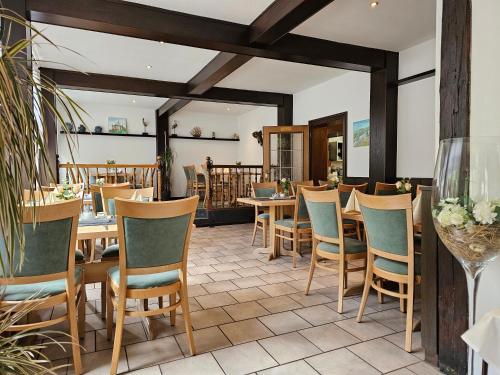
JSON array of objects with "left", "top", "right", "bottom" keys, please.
[{"left": 1, "top": 0, "right": 499, "bottom": 375}]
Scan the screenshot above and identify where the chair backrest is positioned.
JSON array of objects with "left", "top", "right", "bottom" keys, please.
[
  {"left": 90, "top": 182, "right": 129, "bottom": 214},
  {"left": 23, "top": 189, "right": 48, "bottom": 204},
  {"left": 183, "top": 165, "right": 197, "bottom": 182},
  {"left": 251, "top": 182, "right": 278, "bottom": 198},
  {"left": 114, "top": 196, "right": 198, "bottom": 281},
  {"left": 294, "top": 184, "right": 328, "bottom": 222},
  {"left": 290, "top": 180, "right": 314, "bottom": 196},
  {"left": 356, "top": 191, "right": 414, "bottom": 267},
  {"left": 303, "top": 189, "right": 344, "bottom": 245},
  {"left": 338, "top": 182, "right": 368, "bottom": 207},
  {"left": 416, "top": 184, "right": 429, "bottom": 196},
  {"left": 374, "top": 182, "right": 398, "bottom": 195},
  {"left": 0, "top": 199, "right": 80, "bottom": 283},
  {"left": 101, "top": 186, "right": 136, "bottom": 215}
]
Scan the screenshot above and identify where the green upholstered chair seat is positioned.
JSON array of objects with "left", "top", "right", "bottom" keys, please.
[
  {"left": 108, "top": 266, "right": 179, "bottom": 289},
  {"left": 2, "top": 267, "right": 82, "bottom": 301},
  {"left": 374, "top": 255, "right": 421, "bottom": 275},
  {"left": 317, "top": 238, "right": 367, "bottom": 254},
  {"left": 257, "top": 213, "right": 270, "bottom": 220},
  {"left": 274, "top": 219, "right": 310, "bottom": 229},
  {"left": 75, "top": 249, "right": 85, "bottom": 261},
  {"left": 102, "top": 244, "right": 119, "bottom": 258}
]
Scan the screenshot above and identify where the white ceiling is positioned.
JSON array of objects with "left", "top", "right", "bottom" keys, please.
[
  {"left": 216, "top": 58, "right": 346, "bottom": 94},
  {"left": 33, "top": 23, "right": 218, "bottom": 82},
  {"left": 62, "top": 89, "right": 167, "bottom": 109},
  {"left": 177, "top": 101, "right": 260, "bottom": 116},
  {"left": 293, "top": 0, "right": 436, "bottom": 51},
  {"left": 126, "top": 0, "right": 275, "bottom": 24}
]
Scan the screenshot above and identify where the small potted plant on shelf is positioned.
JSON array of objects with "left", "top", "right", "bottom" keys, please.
[{"left": 396, "top": 178, "right": 412, "bottom": 194}]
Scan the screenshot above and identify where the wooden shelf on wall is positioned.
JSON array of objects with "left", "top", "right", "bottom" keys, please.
[
  {"left": 169, "top": 136, "right": 240, "bottom": 142},
  {"left": 59, "top": 131, "right": 156, "bottom": 138}
]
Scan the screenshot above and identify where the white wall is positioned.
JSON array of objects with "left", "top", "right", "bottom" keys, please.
[
  {"left": 397, "top": 39, "right": 436, "bottom": 178},
  {"left": 237, "top": 106, "right": 277, "bottom": 165},
  {"left": 57, "top": 102, "right": 157, "bottom": 165},
  {"left": 470, "top": 1, "right": 500, "bottom": 374},
  {"left": 293, "top": 71, "right": 371, "bottom": 177},
  {"left": 169, "top": 111, "right": 240, "bottom": 197}
]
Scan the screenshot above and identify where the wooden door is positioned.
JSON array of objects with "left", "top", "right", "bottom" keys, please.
[{"left": 309, "top": 125, "right": 328, "bottom": 184}]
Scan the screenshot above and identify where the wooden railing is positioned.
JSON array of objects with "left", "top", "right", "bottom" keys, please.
[
  {"left": 57, "top": 157, "right": 162, "bottom": 199},
  {"left": 205, "top": 157, "right": 264, "bottom": 209}
]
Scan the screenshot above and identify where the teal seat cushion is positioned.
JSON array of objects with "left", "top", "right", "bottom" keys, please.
[
  {"left": 102, "top": 244, "right": 119, "bottom": 258},
  {"left": 275, "top": 219, "right": 310, "bottom": 229},
  {"left": 374, "top": 255, "right": 421, "bottom": 275},
  {"left": 75, "top": 249, "right": 85, "bottom": 261},
  {"left": 108, "top": 266, "right": 179, "bottom": 289},
  {"left": 257, "top": 213, "right": 270, "bottom": 220},
  {"left": 2, "top": 267, "right": 83, "bottom": 301},
  {"left": 317, "top": 238, "right": 367, "bottom": 254}
]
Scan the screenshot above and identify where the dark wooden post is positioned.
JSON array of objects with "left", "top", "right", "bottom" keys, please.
[
  {"left": 156, "top": 110, "right": 170, "bottom": 199},
  {"left": 277, "top": 95, "right": 293, "bottom": 124},
  {"left": 206, "top": 156, "right": 213, "bottom": 209}
]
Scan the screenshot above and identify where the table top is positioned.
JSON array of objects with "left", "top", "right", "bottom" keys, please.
[
  {"left": 77, "top": 224, "right": 118, "bottom": 240},
  {"left": 237, "top": 197, "right": 295, "bottom": 207}
]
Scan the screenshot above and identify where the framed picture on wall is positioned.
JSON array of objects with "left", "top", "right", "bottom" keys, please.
[
  {"left": 353, "top": 119, "right": 369, "bottom": 147},
  {"left": 108, "top": 117, "right": 128, "bottom": 134}
]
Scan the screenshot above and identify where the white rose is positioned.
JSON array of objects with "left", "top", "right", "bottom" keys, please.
[
  {"left": 437, "top": 209, "right": 452, "bottom": 227},
  {"left": 473, "top": 201, "right": 498, "bottom": 224},
  {"left": 395, "top": 181, "right": 402, "bottom": 189},
  {"left": 281, "top": 178, "right": 287, "bottom": 183},
  {"left": 449, "top": 212, "right": 465, "bottom": 226},
  {"left": 404, "top": 182, "right": 412, "bottom": 192}
]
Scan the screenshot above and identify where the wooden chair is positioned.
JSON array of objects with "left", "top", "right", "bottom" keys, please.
[
  {"left": 355, "top": 191, "right": 420, "bottom": 352},
  {"left": 274, "top": 184, "right": 327, "bottom": 268},
  {"left": 183, "top": 165, "right": 205, "bottom": 198},
  {"left": 23, "top": 189, "right": 48, "bottom": 203},
  {"left": 0, "top": 199, "right": 85, "bottom": 374},
  {"left": 100, "top": 186, "right": 136, "bottom": 216},
  {"left": 338, "top": 182, "right": 369, "bottom": 239},
  {"left": 303, "top": 189, "right": 367, "bottom": 313},
  {"left": 374, "top": 182, "right": 398, "bottom": 195},
  {"left": 250, "top": 181, "right": 278, "bottom": 247},
  {"left": 290, "top": 180, "right": 314, "bottom": 197},
  {"left": 106, "top": 196, "right": 199, "bottom": 375},
  {"left": 90, "top": 182, "right": 130, "bottom": 214}
]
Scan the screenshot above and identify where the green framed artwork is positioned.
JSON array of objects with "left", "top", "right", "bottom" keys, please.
[
  {"left": 108, "top": 117, "right": 128, "bottom": 134},
  {"left": 353, "top": 119, "right": 369, "bottom": 147}
]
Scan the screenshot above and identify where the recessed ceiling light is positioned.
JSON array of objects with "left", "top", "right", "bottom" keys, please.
[
  {"left": 159, "top": 41, "right": 164, "bottom": 44},
  {"left": 370, "top": 1, "right": 379, "bottom": 8},
  {"left": 132, "top": 99, "right": 136, "bottom": 104},
  {"left": 226, "top": 107, "right": 231, "bottom": 111},
  {"left": 146, "top": 65, "right": 152, "bottom": 70}
]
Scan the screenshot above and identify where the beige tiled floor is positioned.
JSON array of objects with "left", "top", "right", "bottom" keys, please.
[{"left": 48, "top": 223, "right": 443, "bottom": 374}]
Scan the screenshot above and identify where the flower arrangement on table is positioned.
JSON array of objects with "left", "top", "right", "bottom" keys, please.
[
  {"left": 55, "top": 181, "right": 80, "bottom": 201},
  {"left": 96, "top": 178, "right": 105, "bottom": 186},
  {"left": 326, "top": 175, "right": 341, "bottom": 189},
  {"left": 280, "top": 178, "right": 291, "bottom": 196},
  {"left": 396, "top": 178, "right": 412, "bottom": 194},
  {"left": 433, "top": 197, "right": 500, "bottom": 262}
]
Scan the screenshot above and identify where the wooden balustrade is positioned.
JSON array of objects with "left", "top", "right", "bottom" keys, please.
[
  {"left": 205, "top": 157, "right": 263, "bottom": 209},
  {"left": 57, "top": 157, "right": 162, "bottom": 199}
]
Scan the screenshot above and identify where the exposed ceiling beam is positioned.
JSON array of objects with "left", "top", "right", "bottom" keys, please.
[
  {"left": 158, "top": 0, "right": 334, "bottom": 117},
  {"left": 27, "top": 0, "right": 388, "bottom": 72},
  {"left": 41, "top": 68, "right": 290, "bottom": 107}
]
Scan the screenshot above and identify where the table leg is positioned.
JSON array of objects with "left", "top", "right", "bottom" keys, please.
[{"left": 269, "top": 206, "right": 277, "bottom": 260}]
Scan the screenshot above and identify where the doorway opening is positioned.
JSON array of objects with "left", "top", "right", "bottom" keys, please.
[{"left": 309, "top": 112, "right": 347, "bottom": 184}]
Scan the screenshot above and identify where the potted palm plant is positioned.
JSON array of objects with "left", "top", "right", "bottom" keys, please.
[{"left": 0, "top": 9, "right": 86, "bottom": 373}]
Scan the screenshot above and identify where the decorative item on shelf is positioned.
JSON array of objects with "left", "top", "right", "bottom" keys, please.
[
  {"left": 232, "top": 133, "right": 240, "bottom": 140},
  {"left": 252, "top": 130, "right": 263, "bottom": 146},
  {"left": 64, "top": 122, "right": 74, "bottom": 133},
  {"left": 280, "top": 177, "right": 291, "bottom": 197},
  {"left": 235, "top": 161, "right": 242, "bottom": 173},
  {"left": 396, "top": 178, "right": 412, "bottom": 194},
  {"left": 212, "top": 131, "right": 216, "bottom": 139},
  {"left": 142, "top": 118, "right": 149, "bottom": 135},
  {"left": 106, "top": 159, "right": 116, "bottom": 165},
  {"left": 190, "top": 126, "right": 202, "bottom": 138},
  {"left": 94, "top": 125, "right": 103, "bottom": 133},
  {"left": 432, "top": 137, "right": 500, "bottom": 375},
  {"left": 206, "top": 156, "right": 213, "bottom": 169},
  {"left": 77, "top": 124, "right": 86, "bottom": 133},
  {"left": 171, "top": 121, "right": 178, "bottom": 137},
  {"left": 108, "top": 116, "right": 128, "bottom": 134}
]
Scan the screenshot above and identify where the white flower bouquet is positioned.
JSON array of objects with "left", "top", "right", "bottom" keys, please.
[
  {"left": 396, "top": 178, "right": 412, "bottom": 194},
  {"left": 280, "top": 178, "right": 291, "bottom": 196}
]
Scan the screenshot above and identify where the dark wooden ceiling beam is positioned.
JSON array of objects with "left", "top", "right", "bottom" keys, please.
[
  {"left": 158, "top": 0, "right": 334, "bottom": 117},
  {"left": 41, "top": 68, "right": 288, "bottom": 106},
  {"left": 27, "top": 0, "right": 388, "bottom": 71}
]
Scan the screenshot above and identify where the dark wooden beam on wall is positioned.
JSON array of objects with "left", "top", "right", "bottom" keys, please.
[
  {"left": 368, "top": 52, "right": 398, "bottom": 190},
  {"left": 27, "top": 0, "right": 387, "bottom": 72},
  {"left": 277, "top": 94, "right": 293, "bottom": 125},
  {"left": 158, "top": 0, "right": 334, "bottom": 117},
  {"left": 434, "top": 0, "right": 471, "bottom": 374}
]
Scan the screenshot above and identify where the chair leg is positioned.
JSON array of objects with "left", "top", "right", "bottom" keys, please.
[
  {"left": 110, "top": 292, "right": 126, "bottom": 375},
  {"left": 356, "top": 222, "right": 362, "bottom": 241},
  {"left": 405, "top": 281, "right": 414, "bottom": 352},
  {"left": 67, "top": 289, "right": 82, "bottom": 375},
  {"left": 399, "top": 283, "right": 406, "bottom": 312},
  {"left": 159, "top": 296, "right": 163, "bottom": 308},
  {"left": 344, "top": 261, "right": 348, "bottom": 288},
  {"left": 337, "top": 257, "right": 345, "bottom": 314},
  {"left": 357, "top": 255, "right": 374, "bottom": 322},
  {"left": 106, "top": 278, "right": 114, "bottom": 340},
  {"left": 78, "top": 286, "right": 86, "bottom": 339},
  {"left": 169, "top": 293, "right": 176, "bottom": 326},
  {"left": 292, "top": 230, "right": 298, "bottom": 268},
  {"left": 263, "top": 220, "right": 268, "bottom": 248},
  {"left": 251, "top": 220, "right": 258, "bottom": 246},
  {"left": 101, "top": 282, "right": 106, "bottom": 319},
  {"left": 143, "top": 299, "right": 149, "bottom": 311},
  {"left": 180, "top": 279, "right": 196, "bottom": 356},
  {"left": 305, "top": 246, "right": 316, "bottom": 295},
  {"left": 377, "top": 279, "right": 384, "bottom": 304}
]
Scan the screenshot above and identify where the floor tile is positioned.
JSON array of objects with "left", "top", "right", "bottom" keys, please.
[
  {"left": 259, "top": 283, "right": 298, "bottom": 297},
  {"left": 259, "top": 311, "right": 312, "bottom": 335},
  {"left": 126, "top": 366, "right": 162, "bottom": 374},
  {"left": 190, "top": 307, "right": 233, "bottom": 330},
  {"left": 385, "top": 331, "right": 425, "bottom": 360},
  {"left": 203, "top": 280, "right": 239, "bottom": 293},
  {"left": 208, "top": 270, "right": 241, "bottom": 281},
  {"left": 299, "top": 323, "right": 359, "bottom": 351},
  {"left": 386, "top": 369, "right": 414, "bottom": 375},
  {"left": 220, "top": 318, "right": 274, "bottom": 345},
  {"left": 126, "top": 336, "right": 183, "bottom": 370},
  {"left": 188, "top": 284, "right": 208, "bottom": 297},
  {"left": 213, "top": 262, "right": 242, "bottom": 271},
  {"left": 257, "top": 295, "right": 302, "bottom": 313},
  {"left": 176, "top": 326, "right": 231, "bottom": 355},
  {"left": 257, "top": 360, "right": 317, "bottom": 375},
  {"left": 195, "top": 292, "right": 238, "bottom": 309},
  {"left": 75, "top": 348, "right": 128, "bottom": 375},
  {"left": 230, "top": 287, "right": 271, "bottom": 302},
  {"left": 153, "top": 316, "right": 187, "bottom": 338},
  {"left": 348, "top": 338, "right": 420, "bottom": 373},
  {"left": 212, "top": 341, "right": 278, "bottom": 375},
  {"left": 258, "top": 272, "right": 294, "bottom": 284},
  {"left": 294, "top": 304, "right": 344, "bottom": 326},
  {"left": 406, "top": 361, "right": 443, "bottom": 374},
  {"left": 235, "top": 267, "right": 267, "bottom": 277},
  {"left": 223, "top": 301, "right": 270, "bottom": 321},
  {"left": 369, "top": 308, "right": 408, "bottom": 332},
  {"left": 159, "top": 353, "right": 224, "bottom": 375},
  {"left": 189, "top": 265, "right": 217, "bottom": 275},
  {"left": 259, "top": 332, "right": 321, "bottom": 364},
  {"left": 306, "top": 348, "right": 380, "bottom": 375},
  {"left": 232, "top": 276, "right": 268, "bottom": 288},
  {"left": 335, "top": 316, "right": 394, "bottom": 341},
  {"left": 96, "top": 322, "right": 147, "bottom": 351}
]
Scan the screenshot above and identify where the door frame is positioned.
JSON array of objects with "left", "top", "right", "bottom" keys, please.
[{"left": 308, "top": 111, "right": 348, "bottom": 179}]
